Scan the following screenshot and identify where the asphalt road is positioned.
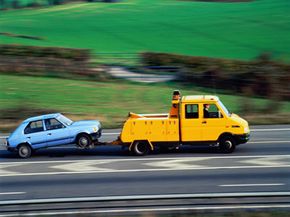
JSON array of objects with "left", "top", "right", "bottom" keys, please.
[{"left": 0, "top": 125, "right": 290, "bottom": 207}]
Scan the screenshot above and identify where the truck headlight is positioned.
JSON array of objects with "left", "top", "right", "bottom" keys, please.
[{"left": 93, "top": 127, "right": 98, "bottom": 132}]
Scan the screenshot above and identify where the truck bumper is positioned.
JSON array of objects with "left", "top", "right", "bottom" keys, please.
[{"left": 234, "top": 133, "right": 250, "bottom": 145}]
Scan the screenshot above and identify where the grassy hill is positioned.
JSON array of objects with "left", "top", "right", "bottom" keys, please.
[{"left": 1, "top": 0, "right": 290, "bottom": 61}]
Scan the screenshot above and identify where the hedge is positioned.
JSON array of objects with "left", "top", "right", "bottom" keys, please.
[
  {"left": 0, "top": 44, "right": 108, "bottom": 80},
  {"left": 0, "top": 45, "right": 90, "bottom": 61},
  {"left": 140, "top": 52, "right": 290, "bottom": 100}
]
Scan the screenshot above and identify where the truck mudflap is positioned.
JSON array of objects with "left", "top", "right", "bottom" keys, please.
[{"left": 234, "top": 133, "right": 250, "bottom": 145}]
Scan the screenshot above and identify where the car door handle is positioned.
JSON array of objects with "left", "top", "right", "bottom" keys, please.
[
  {"left": 202, "top": 121, "right": 207, "bottom": 124},
  {"left": 26, "top": 137, "right": 31, "bottom": 139},
  {"left": 47, "top": 133, "right": 52, "bottom": 136}
]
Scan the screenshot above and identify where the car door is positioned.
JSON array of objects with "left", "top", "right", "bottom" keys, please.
[
  {"left": 44, "top": 118, "right": 71, "bottom": 147},
  {"left": 24, "top": 120, "right": 47, "bottom": 149}
]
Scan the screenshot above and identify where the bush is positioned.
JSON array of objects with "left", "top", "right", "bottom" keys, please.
[
  {"left": 140, "top": 52, "right": 290, "bottom": 100},
  {"left": 0, "top": 45, "right": 105, "bottom": 80}
]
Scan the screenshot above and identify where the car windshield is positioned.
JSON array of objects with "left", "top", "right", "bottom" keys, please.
[
  {"left": 57, "top": 114, "right": 73, "bottom": 126},
  {"left": 218, "top": 100, "right": 231, "bottom": 117}
]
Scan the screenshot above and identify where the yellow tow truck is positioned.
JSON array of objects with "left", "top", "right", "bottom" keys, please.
[{"left": 114, "top": 90, "right": 250, "bottom": 155}]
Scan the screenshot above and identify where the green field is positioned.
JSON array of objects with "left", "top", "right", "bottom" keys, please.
[
  {"left": 1, "top": 0, "right": 290, "bottom": 61},
  {"left": 1, "top": 74, "right": 290, "bottom": 131}
]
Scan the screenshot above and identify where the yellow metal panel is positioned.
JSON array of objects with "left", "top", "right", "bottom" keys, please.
[
  {"left": 166, "top": 119, "right": 179, "bottom": 142},
  {"left": 180, "top": 103, "right": 203, "bottom": 141}
]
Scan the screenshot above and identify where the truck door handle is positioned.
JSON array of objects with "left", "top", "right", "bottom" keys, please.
[
  {"left": 202, "top": 121, "right": 207, "bottom": 124},
  {"left": 47, "top": 133, "right": 52, "bottom": 136},
  {"left": 26, "top": 137, "right": 31, "bottom": 139}
]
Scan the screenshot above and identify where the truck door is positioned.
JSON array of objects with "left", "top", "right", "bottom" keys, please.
[
  {"left": 181, "top": 103, "right": 203, "bottom": 142},
  {"left": 202, "top": 103, "right": 225, "bottom": 141}
]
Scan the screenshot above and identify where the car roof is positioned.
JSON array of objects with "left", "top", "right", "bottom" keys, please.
[
  {"left": 23, "top": 113, "right": 61, "bottom": 123},
  {"left": 182, "top": 95, "right": 219, "bottom": 103}
]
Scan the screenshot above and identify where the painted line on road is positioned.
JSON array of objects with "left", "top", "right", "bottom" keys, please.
[
  {"left": 1, "top": 165, "right": 290, "bottom": 177},
  {"left": 102, "top": 132, "right": 120, "bottom": 135},
  {"left": 220, "top": 183, "right": 285, "bottom": 187},
  {"left": 251, "top": 128, "right": 290, "bottom": 132},
  {"left": 249, "top": 140, "right": 290, "bottom": 144},
  {"left": 1, "top": 154, "right": 290, "bottom": 165},
  {"left": 2, "top": 204, "right": 290, "bottom": 217},
  {"left": 1, "top": 192, "right": 290, "bottom": 205},
  {"left": 0, "top": 192, "right": 25, "bottom": 195}
]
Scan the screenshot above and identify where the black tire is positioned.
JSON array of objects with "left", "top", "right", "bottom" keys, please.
[
  {"left": 18, "top": 144, "right": 32, "bottom": 158},
  {"left": 77, "top": 134, "right": 92, "bottom": 148},
  {"left": 133, "top": 141, "right": 150, "bottom": 156},
  {"left": 219, "top": 136, "right": 236, "bottom": 153}
]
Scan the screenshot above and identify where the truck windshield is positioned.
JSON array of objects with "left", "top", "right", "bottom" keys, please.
[{"left": 218, "top": 100, "right": 231, "bottom": 117}]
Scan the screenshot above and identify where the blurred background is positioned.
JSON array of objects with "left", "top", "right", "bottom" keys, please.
[{"left": 1, "top": 0, "right": 290, "bottom": 132}]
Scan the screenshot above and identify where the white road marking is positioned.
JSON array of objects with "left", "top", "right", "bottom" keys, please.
[
  {"left": 240, "top": 156, "right": 290, "bottom": 167},
  {"left": 249, "top": 140, "right": 290, "bottom": 144},
  {"left": 50, "top": 160, "right": 116, "bottom": 172},
  {"left": 0, "top": 165, "right": 20, "bottom": 176},
  {"left": 1, "top": 192, "right": 289, "bottom": 205},
  {"left": 145, "top": 158, "right": 207, "bottom": 170},
  {"left": 251, "top": 128, "right": 290, "bottom": 132},
  {"left": 0, "top": 192, "right": 25, "bottom": 195},
  {"left": 2, "top": 154, "right": 290, "bottom": 165},
  {"left": 220, "top": 183, "right": 285, "bottom": 187},
  {"left": 1, "top": 165, "right": 290, "bottom": 177},
  {"left": 1, "top": 155, "right": 290, "bottom": 177},
  {"left": 2, "top": 204, "right": 290, "bottom": 217},
  {"left": 102, "top": 132, "right": 120, "bottom": 135}
]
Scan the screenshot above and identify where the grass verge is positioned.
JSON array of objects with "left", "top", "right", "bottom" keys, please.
[{"left": 0, "top": 74, "right": 290, "bottom": 132}]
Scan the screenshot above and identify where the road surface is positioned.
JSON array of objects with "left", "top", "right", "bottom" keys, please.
[{"left": 0, "top": 125, "right": 289, "bottom": 214}]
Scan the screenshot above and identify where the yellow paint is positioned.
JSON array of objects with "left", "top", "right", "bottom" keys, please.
[{"left": 120, "top": 92, "right": 250, "bottom": 148}]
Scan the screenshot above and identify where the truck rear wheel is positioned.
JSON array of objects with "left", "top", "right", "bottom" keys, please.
[
  {"left": 132, "top": 141, "right": 150, "bottom": 156},
  {"left": 219, "top": 136, "right": 236, "bottom": 153}
]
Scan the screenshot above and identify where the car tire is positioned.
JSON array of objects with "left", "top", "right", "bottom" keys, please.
[
  {"left": 77, "top": 134, "right": 92, "bottom": 148},
  {"left": 133, "top": 141, "right": 150, "bottom": 156},
  {"left": 18, "top": 144, "right": 32, "bottom": 158},
  {"left": 219, "top": 136, "right": 236, "bottom": 153}
]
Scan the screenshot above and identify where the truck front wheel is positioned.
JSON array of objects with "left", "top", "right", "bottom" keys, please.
[
  {"left": 219, "top": 136, "right": 236, "bottom": 153},
  {"left": 132, "top": 141, "right": 150, "bottom": 156}
]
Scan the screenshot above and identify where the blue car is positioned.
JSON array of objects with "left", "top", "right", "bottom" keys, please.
[{"left": 6, "top": 113, "right": 102, "bottom": 158}]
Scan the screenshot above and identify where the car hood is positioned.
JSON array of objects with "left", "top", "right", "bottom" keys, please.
[{"left": 71, "top": 120, "right": 101, "bottom": 127}]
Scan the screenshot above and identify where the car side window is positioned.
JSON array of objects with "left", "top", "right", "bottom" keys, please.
[
  {"left": 24, "top": 120, "right": 44, "bottom": 134},
  {"left": 203, "top": 104, "right": 223, "bottom": 119},
  {"left": 45, "top": 118, "right": 65, "bottom": 130},
  {"left": 185, "top": 104, "right": 199, "bottom": 119}
]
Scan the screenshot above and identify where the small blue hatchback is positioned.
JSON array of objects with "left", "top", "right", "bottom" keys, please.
[{"left": 6, "top": 113, "right": 102, "bottom": 158}]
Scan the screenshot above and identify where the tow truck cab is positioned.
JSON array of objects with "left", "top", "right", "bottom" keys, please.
[{"left": 120, "top": 90, "right": 250, "bottom": 155}]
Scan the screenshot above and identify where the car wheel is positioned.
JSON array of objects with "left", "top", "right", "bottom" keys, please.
[
  {"left": 77, "top": 134, "right": 92, "bottom": 148},
  {"left": 18, "top": 144, "right": 32, "bottom": 158},
  {"left": 133, "top": 141, "right": 150, "bottom": 156},
  {"left": 219, "top": 136, "right": 236, "bottom": 153}
]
